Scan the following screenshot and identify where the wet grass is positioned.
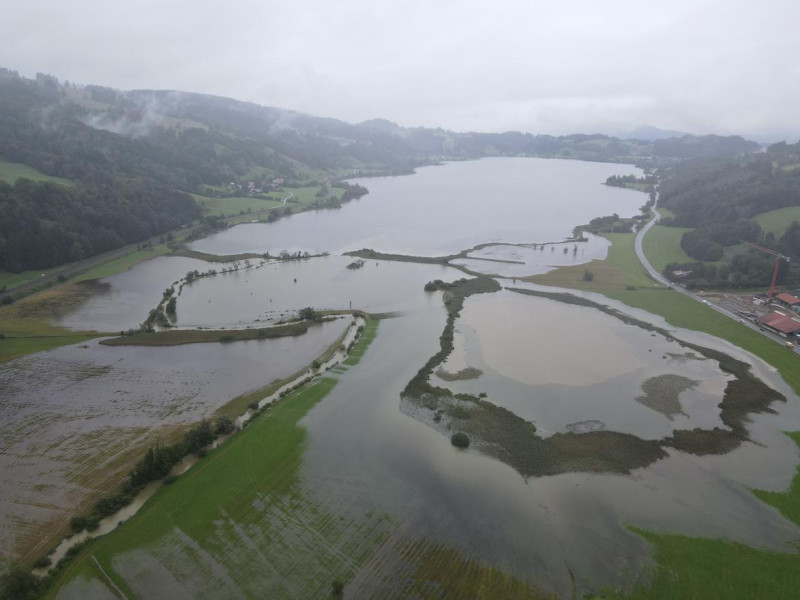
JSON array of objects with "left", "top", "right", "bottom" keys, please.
[
  {"left": 0, "top": 282, "right": 110, "bottom": 362},
  {"left": 350, "top": 537, "right": 556, "bottom": 599},
  {"left": 0, "top": 334, "right": 97, "bottom": 363},
  {"left": 642, "top": 225, "right": 693, "bottom": 272},
  {"left": 44, "top": 377, "right": 394, "bottom": 599},
  {"left": 99, "top": 322, "right": 309, "bottom": 346},
  {"left": 598, "top": 432, "right": 800, "bottom": 600},
  {"left": 604, "top": 289, "right": 800, "bottom": 396},
  {"left": 344, "top": 317, "right": 379, "bottom": 365},
  {"left": 0, "top": 266, "right": 69, "bottom": 289},
  {"left": 528, "top": 233, "right": 656, "bottom": 291},
  {"left": 71, "top": 245, "right": 175, "bottom": 282}
]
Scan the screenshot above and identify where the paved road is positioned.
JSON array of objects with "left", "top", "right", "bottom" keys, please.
[{"left": 635, "top": 199, "right": 799, "bottom": 353}]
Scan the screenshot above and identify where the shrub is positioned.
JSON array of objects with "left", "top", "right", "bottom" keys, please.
[
  {"left": 450, "top": 432, "right": 470, "bottom": 448},
  {"left": 32, "top": 555, "right": 52, "bottom": 569},
  {"left": 163, "top": 475, "right": 178, "bottom": 485},
  {"left": 1, "top": 295, "right": 13, "bottom": 305},
  {"left": 215, "top": 414, "right": 235, "bottom": 435}
]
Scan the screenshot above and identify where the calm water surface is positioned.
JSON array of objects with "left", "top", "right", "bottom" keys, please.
[
  {"left": 20, "top": 158, "right": 800, "bottom": 596},
  {"left": 190, "top": 158, "right": 645, "bottom": 256}
]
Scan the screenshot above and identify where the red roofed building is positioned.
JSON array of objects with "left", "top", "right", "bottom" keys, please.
[
  {"left": 758, "top": 312, "right": 800, "bottom": 337},
  {"left": 776, "top": 293, "right": 800, "bottom": 310}
]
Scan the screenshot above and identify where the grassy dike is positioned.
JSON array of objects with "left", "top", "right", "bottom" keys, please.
[
  {"left": 43, "top": 320, "right": 382, "bottom": 599},
  {"left": 532, "top": 227, "right": 800, "bottom": 599}
]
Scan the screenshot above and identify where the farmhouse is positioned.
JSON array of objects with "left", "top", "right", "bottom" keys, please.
[
  {"left": 758, "top": 311, "right": 800, "bottom": 338},
  {"left": 776, "top": 293, "right": 800, "bottom": 311}
]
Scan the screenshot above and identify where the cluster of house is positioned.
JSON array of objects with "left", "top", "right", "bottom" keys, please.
[
  {"left": 226, "top": 178, "right": 285, "bottom": 194},
  {"left": 757, "top": 293, "right": 800, "bottom": 339}
]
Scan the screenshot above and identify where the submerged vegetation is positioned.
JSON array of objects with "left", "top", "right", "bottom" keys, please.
[{"left": 402, "top": 283, "right": 785, "bottom": 480}]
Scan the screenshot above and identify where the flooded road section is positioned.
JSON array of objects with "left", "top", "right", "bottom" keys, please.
[
  {"left": 0, "top": 319, "right": 347, "bottom": 561},
  {"left": 189, "top": 158, "right": 644, "bottom": 257}
]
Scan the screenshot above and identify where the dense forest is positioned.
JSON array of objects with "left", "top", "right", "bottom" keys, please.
[
  {"left": 659, "top": 141, "right": 800, "bottom": 289},
  {"left": 0, "top": 68, "right": 769, "bottom": 272}
]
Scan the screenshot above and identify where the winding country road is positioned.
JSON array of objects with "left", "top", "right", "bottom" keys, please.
[{"left": 635, "top": 199, "right": 799, "bottom": 353}]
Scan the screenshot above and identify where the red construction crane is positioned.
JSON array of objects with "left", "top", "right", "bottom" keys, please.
[{"left": 742, "top": 241, "right": 791, "bottom": 300}]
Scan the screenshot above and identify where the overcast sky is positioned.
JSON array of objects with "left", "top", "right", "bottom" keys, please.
[{"left": 3, "top": 0, "right": 799, "bottom": 140}]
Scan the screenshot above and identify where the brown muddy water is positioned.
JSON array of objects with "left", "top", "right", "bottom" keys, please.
[
  {"left": 0, "top": 319, "right": 347, "bottom": 560},
  {"left": 59, "top": 256, "right": 215, "bottom": 331},
  {"left": 8, "top": 158, "right": 800, "bottom": 597},
  {"left": 298, "top": 301, "right": 800, "bottom": 596}
]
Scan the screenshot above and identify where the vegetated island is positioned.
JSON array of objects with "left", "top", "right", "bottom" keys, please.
[{"left": 399, "top": 280, "right": 785, "bottom": 479}]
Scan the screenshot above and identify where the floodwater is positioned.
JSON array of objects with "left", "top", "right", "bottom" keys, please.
[
  {"left": 189, "top": 158, "right": 645, "bottom": 257},
  {"left": 434, "top": 289, "right": 731, "bottom": 439},
  {"left": 0, "top": 319, "right": 348, "bottom": 560},
  {"left": 59, "top": 256, "right": 214, "bottom": 331},
  {"left": 175, "top": 255, "right": 456, "bottom": 328},
  {"left": 299, "top": 303, "right": 800, "bottom": 596},
  {"left": 451, "top": 233, "right": 611, "bottom": 278},
  {"left": 10, "top": 157, "right": 800, "bottom": 597}
]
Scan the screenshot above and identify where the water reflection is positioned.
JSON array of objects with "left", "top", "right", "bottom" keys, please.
[{"left": 189, "top": 158, "right": 645, "bottom": 257}]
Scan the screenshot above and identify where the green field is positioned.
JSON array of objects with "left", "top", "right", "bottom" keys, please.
[
  {"left": 532, "top": 223, "right": 800, "bottom": 599},
  {"left": 530, "top": 233, "right": 656, "bottom": 291},
  {"left": 606, "top": 288, "right": 800, "bottom": 394},
  {"left": 641, "top": 225, "right": 693, "bottom": 272},
  {"left": 600, "top": 432, "right": 800, "bottom": 600},
  {"left": 45, "top": 376, "right": 394, "bottom": 599},
  {"left": 344, "top": 318, "right": 379, "bottom": 365},
  {"left": 753, "top": 206, "right": 800, "bottom": 237},
  {"left": 0, "top": 266, "right": 69, "bottom": 289},
  {"left": 194, "top": 194, "right": 284, "bottom": 217},
  {"left": 72, "top": 245, "right": 175, "bottom": 282},
  {"left": 0, "top": 159, "right": 73, "bottom": 186}
]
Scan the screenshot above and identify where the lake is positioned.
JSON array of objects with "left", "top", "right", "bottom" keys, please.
[{"left": 8, "top": 157, "right": 800, "bottom": 598}]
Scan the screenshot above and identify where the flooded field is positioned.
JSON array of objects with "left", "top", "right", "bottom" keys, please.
[
  {"left": 59, "top": 256, "right": 214, "bottom": 332},
  {"left": 0, "top": 319, "right": 348, "bottom": 560},
  {"left": 434, "top": 289, "right": 731, "bottom": 439},
  {"left": 451, "top": 234, "right": 611, "bottom": 278},
  {"left": 6, "top": 158, "right": 800, "bottom": 598},
  {"left": 174, "top": 255, "right": 456, "bottom": 328}
]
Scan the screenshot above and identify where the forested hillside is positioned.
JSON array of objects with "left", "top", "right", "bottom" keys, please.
[
  {"left": 659, "top": 141, "right": 800, "bottom": 288},
  {"left": 0, "top": 68, "right": 767, "bottom": 273}
]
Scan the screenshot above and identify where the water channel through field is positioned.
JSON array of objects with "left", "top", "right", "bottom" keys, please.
[{"left": 6, "top": 158, "right": 800, "bottom": 598}]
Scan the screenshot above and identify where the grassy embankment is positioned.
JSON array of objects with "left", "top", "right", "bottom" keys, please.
[
  {"left": 532, "top": 219, "right": 800, "bottom": 599},
  {"left": 44, "top": 313, "right": 550, "bottom": 599},
  {"left": 44, "top": 320, "right": 372, "bottom": 598}
]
